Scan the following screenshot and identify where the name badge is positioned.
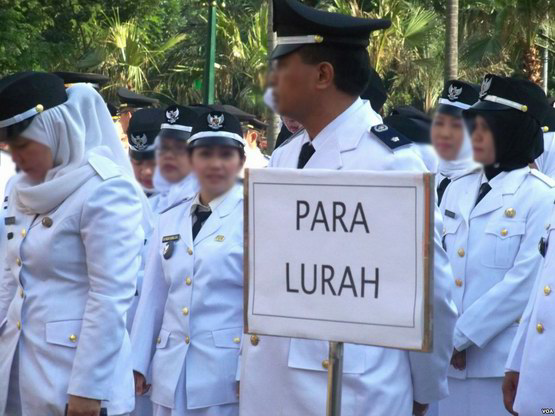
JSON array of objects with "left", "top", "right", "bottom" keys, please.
[
  {"left": 4, "top": 216, "right": 15, "bottom": 225},
  {"left": 444, "top": 210, "right": 456, "bottom": 219},
  {"left": 162, "top": 234, "right": 181, "bottom": 243}
]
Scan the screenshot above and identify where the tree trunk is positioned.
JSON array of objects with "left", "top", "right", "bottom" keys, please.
[
  {"left": 523, "top": 45, "right": 543, "bottom": 85},
  {"left": 445, "top": 0, "right": 458, "bottom": 80},
  {"left": 266, "top": 0, "right": 280, "bottom": 154}
]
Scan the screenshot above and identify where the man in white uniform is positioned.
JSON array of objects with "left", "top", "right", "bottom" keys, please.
[{"left": 239, "top": 1, "right": 457, "bottom": 415}]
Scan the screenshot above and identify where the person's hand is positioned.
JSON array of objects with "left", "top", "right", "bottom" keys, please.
[
  {"left": 502, "top": 371, "right": 520, "bottom": 415},
  {"left": 450, "top": 348, "right": 466, "bottom": 370},
  {"left": 413, "top": 401, "right": 429, "bottom": 416},
  {"left": 134, "top": 370, "right": 151, "bottom": 395},
  {"left": 67, "top": 395, "right": 101, "bottom": 416}
]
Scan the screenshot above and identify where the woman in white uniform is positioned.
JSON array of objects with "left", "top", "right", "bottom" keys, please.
[
  {"left": 438, "top": 74, "right": 555, "bottom": 416},
  {"left": 131, "top": 110, "right": 246, "bottom": 416},
  {"left": 432, "top": 80, "right": 480, "bottom": 205},
  {"left": 149, "top": 105, "right": 200, "bottom": 214},
  {"left": 0, "top": 72, "right": 147, "bottom": 415}
]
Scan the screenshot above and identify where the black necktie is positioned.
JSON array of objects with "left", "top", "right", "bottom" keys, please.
[
  {"left": 192, "top": 207, "right": 212, "bottom": 240},
  {"left": 475, "top": 182, "right": 492, "bottom": 207},
  {"left": 297, "top": 142, "right": 315, "bottom": 169},
  {"left": 436, "top": 177, "right": 451, "bottom": 205}
]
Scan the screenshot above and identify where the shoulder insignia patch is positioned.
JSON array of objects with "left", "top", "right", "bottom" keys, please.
[
  {"left": 531, "top": 169, "right": 555, "bottom": 188},
  {"left": 369, "top": 124, "right": 412, "bottom": 151},
  {"left": 159, "top": 196, "right": 194, "bottom": 215}
]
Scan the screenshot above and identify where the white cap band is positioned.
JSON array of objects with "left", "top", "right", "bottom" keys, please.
[
  {"left": 482, "top": 95, "right": 527, "bottom": 112},
  {"left": 0, "top": 106, "right": 40, "bottom": 128},
  {"left": 161, "top": 123, "right": 193, "bottom": 132},
  {"left": 277, "top": 35, "right": 323, "bottom": 45},
  {"left": 438, "top": 98, "right": 471, "bottom": 110},
  {"left": 188, "top": 131, "right": 246, "bottom": 146}
]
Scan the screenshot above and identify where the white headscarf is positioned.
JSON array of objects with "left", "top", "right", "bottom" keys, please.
[
  {"left": 14, "top": 84, "right": 149, "bottom": 216},
  {"left": 437, "top": 125, "right": 479, "bottom": 180}
]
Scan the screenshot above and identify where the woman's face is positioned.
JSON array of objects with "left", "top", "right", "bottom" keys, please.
[
  {"left": 131, "top": 158, "right": 156, "bottom": 190},
  {"left": 8, "top": 137, "right": 53, "bottom": 182},
  {"left": 471, "top": 115, "right": 496, "bottom": 165},
  {"left": 190, "top": 145, "right": 245, "bottom": 198},
  {"left": 156, "top": 136, "right": 191, "bottom": 183},
  {"left": 431, "top": 112, "right": 465, "bottom": 161}
]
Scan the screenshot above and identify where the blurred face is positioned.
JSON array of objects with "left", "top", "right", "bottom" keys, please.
[
  {"left": 270, "top": 52, "right": 317, "bottom": 121},
  {"left": 131, "top": 158, "right": 156, "bottom": 190},
  {"left": 156, "top": 136, "right": 191, "bottom": 183},
  {"left": 190, "top": 145, "right": 245, "bottom": 198},
  {"left": 431, "top": 112, "right": 465, "bottom": 161},
  {"left": 8, "top": 137, "right": 53, "bottom": 182},
  {"left": 282, "top": 117, "right": 303, "bottom": 134},
  {"left": 471, "top": 115, "right": 496, "bottom": 165}
]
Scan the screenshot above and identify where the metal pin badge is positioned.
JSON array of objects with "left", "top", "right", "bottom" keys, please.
[{"left": 163, "top": 242, "right": 174, "bottom": 259}]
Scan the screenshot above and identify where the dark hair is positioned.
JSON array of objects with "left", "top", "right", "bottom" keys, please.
[
  {"left": 297, "top": 44, "right": 370, "bottom": 97},
  {"left": 0, "top": 117, "right": 35, "bottom": 142}
]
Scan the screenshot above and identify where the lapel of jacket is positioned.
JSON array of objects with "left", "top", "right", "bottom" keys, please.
[{"left": 193, "top": 185, "right": 242, "bottom": 246}]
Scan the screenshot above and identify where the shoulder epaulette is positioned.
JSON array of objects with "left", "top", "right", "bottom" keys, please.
[
  {"left": 159, "top": 196, "right": 194, "bottom": 215},
  {"left": 88, "top": 155, "right": 121, "bottom": 180},
  {"left": 530, "top": 169, "right": 555, "bottom": 188},
  {"left": 369, "top": 124, "right": 412, "bottom": 151},
  {"left": 277, "top": 129, "right": 305, "bottom": 149}
]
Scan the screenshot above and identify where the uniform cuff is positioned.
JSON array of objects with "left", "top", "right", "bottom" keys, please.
[{"left": 454, "top": 327, "right": 473, "bottom": 351}]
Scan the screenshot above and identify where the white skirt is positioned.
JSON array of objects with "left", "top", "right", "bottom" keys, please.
[{"left": 438, "top": 377, "right": 510, "bottom": 416}]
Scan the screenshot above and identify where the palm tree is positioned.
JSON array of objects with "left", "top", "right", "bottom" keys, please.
[{"left": 445, "top": 0, "right": 458, "bottom": 80}]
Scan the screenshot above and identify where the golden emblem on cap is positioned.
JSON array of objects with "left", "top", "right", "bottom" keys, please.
[
  {"left": 35, "top": 104, "right": 44, "bottom": 113},
  {"left": 505, "top": 208, "right": 516, "bottom": 218},
  {"left": 314, "top": 35, "right": 324, "bottom": 43},
  {"left": 42, "top": 217, "right": 53, "bottom": 228}
]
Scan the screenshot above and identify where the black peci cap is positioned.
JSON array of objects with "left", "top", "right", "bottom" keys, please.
[
  {"left": 117, "top": 87, "right": 159, "bottom": 111},
  {"left": 188, "top": 111, "right": 245, "bottom": 149},
  {"left": 465, "top": 74, "right": 549, "bottom": 125},
  {"left": 384, "top": 106, "right": 431, "bottom": 144},
  {"left": 271, "top": 0, "right": 391, "bottom": 60},
  {"left": 53, "top": 72, "right": 109, "bottom": 89},
  {"left": 159, "top": 105, "right": 200, "bottom": 141},
  {"left": 437, "top": 80, "right": 480, "bottom": 117},
  {"left": 127, "top": 108, "right": 165, "bottom": 160},
  {"left": 361, "top": 67, "right": 388, "bottom": 113},
  {"left": 0, "top": 72, "right": 68, "bottom": 141}
]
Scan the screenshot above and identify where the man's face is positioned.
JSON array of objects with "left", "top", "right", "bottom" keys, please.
[{"left": 270, "top": 52, "right": 317, "bottom": 121}]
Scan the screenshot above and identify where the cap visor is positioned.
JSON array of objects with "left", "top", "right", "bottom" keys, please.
[
  {"left": 159, "top": 128, "right": 191, "bottom": 141},
  {"left": 189, "top": 136, "right": 244, "bottom": 149},
  {"left": 271, "top": 44, "right": 304, "bottom": 60},
  {"left": 436, "top": 104, "right": 464, "bottom": 117}
]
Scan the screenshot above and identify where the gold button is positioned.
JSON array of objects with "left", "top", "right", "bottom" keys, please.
[
  {"left": 537, "top": 323, "right": 544, "bottom": 334},
  {"left": 42, "top": 217, "right": 53, "bottom": 228},
  {"left": 185, "top": 336, "right": 190, "bottom": 344},
  {"left": 457, "top": 248, "right": 465, "bottom": 257},
  {"left": 545, "top": 286, "right": 552, "bottom": 296},
  {"left": 16, "top": 258, "right": 22, "bottom": 266},
  {"left": 501, "top": 229, "right": 508, "bottom": 236},
  {"left": 322, "top": 360, "right": 329, "bottom": 369},
  {"left": 69, "top": 334, "right": 78, "bottom": 342},
  {"left": 233, "top": 337, "right": 241, "bottom": 344},
  {"left": 182, "top": 307, "right": 189, "bottom": 316},
  {"left": 505, "top": 208, "right": 516, "bottom": 218},
  {"left": 250, "top": 335, "right": 260, "bottom": 346},
  {"left": 185, "top": 277, "right": 192, "bottom": 286},
  {"left": 455, "top": 279, "right": 463, "bottom": 287},
  {"left": 156, "top": 337, "right": 161, "bottom": 344},
  {"left": 16, "top": 321, "right": 21, "bottom": 330},
  {"left": 21, "top": 229, "right": 26, "bottom": 237},
  {"left": 187, "top": 248, "right": 193, "bottom": 256},
  {"left": 19, "top": 288, "right": 24, "bottom": 298}
]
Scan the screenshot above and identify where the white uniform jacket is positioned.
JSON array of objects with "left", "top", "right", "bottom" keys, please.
[
  {"left": 440, "top": 167, "right": 555, "bottom": 379},
  {"left": 240, "top": 98, "right": 457, "bottom": 416},
  {"left": 0, "top": 164, "right": 144, "bottom": 415},
  {"left": 131, "top": 185, "right": 244, "bottom": 410},
  {"left": 506, "top": 197, "right": 555, "bottom": 414}
]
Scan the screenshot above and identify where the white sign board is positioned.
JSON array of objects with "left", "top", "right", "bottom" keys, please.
[{"left": 244, "top": 168, "right": 434, "bottom": 351}]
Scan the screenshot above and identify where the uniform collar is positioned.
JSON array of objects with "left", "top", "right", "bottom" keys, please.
[
  {"left": 480, "top": 167, "right": 529, "bottom": 195},
  {"left": 190, "top": 183, "right": 242, "bottom": 218}
]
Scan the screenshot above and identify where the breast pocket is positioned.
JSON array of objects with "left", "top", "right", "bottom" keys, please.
[
  {"left": 442, "top": 216, "right": 463, "bottom": 252},
  {"left": 288, "top": 338, "right": 366, "bottom": 374},
  {"left": 482, "top": 221, "right": 526, "bottom": 269}
]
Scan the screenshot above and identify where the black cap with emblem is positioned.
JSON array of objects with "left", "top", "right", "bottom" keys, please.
[
  {"left": 188, "top": 111, "right": 245, "bottom": 149},
  {"left": 271, "top": 0, "right": 391, "bottom": 60},
  {"left": 437, "top": 80, "right": 480, "bottom": 117},
  {"left": 384, "top": 106, "right": 431, "bottom": 144},
  {"left": 117, "top": 87, "right": 159, "bottom": 112},
  {"left": 466, "top": 74, "right": 549, "bottom": 124},
  {"left": 0, "top": 72, "right": 68, "bottom": 142},
  {"left": 127, "top": 108, "right": 165, "bottom": 160},
  {"left": 361, "top": 67, "right": 388, "bottom": 113},
  {"left": 53, "top": 72, "right": 109, "bottom": 90},
  {"left": 159, "top": 105, "right": 200, "bottom": 141}
]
